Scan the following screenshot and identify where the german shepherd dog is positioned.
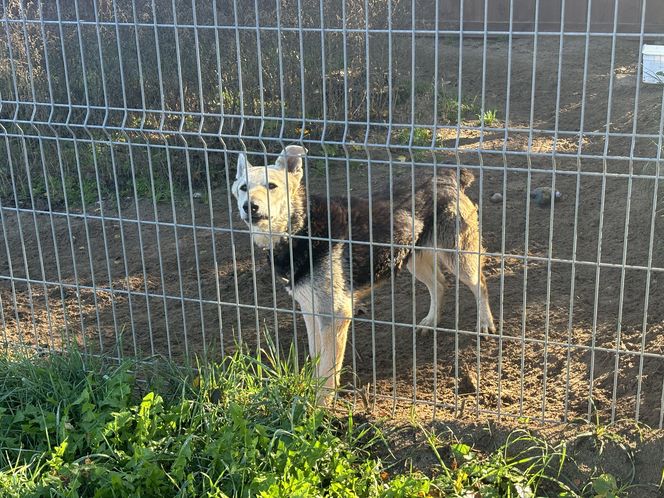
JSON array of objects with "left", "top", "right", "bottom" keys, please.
[{"left": 232, "top": 145, "right": 495, "bottom": 399}]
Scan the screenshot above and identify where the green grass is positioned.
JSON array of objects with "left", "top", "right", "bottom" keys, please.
[
  {"left": 392, "top": 127, "right": 435, "bottom": 147},
  {"left": 0, "top": 346, "right": 406, "bottom": 497},
  {"left": 0, "top": 138, "right": 198, "bottom": 209},
  {"left": 478, "top": 109, "right": 499, "bottom": 127},
  {"left": 439, "top": 93, "right": 481, "bottom": 124},
  {"left": 0, "top": 343, "right": 621, "bottom": 497}
]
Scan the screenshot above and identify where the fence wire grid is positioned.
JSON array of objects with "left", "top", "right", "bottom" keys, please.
[{"left": 1, "top": 0, "right": 664, "bottom": 426}]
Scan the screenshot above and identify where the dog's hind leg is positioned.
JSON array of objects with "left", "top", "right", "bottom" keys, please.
[
  {"left": 440, "top": 251, "right": 495, "bottom": 334},
  {"left": 407, "top": 249, "right": 446, "bottom": 332}
]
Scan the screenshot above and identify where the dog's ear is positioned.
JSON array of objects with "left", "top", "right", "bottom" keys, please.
[
  {"left": 236, "top": 153, "right": 249, "bottom": 180},
  {"left": 275, "top": 145, "right": 307, "bottom": 174}
]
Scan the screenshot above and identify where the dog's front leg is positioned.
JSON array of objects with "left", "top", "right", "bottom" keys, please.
[
  {"left": 296, "top": 287, "right": 352, "bottom": 403},
  {"left": 301, "top": 311, "right": 319, "bottom": 373},
  {"left": 297, "top": 292, "right": 330, "bottom": 403},
  {"left": 316, "top": 313, "right": 351, "bottom": 397}
]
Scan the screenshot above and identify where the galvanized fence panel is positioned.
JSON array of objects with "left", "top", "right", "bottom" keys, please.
[{"left": 1, "top": 0, "right": 663, "bottom": 426}]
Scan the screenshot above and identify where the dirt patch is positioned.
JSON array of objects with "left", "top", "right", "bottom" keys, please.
[
  {"left": 2, "top": 37, "right": 664, "bottom": 436},
  {"left": 363, "top": 409, "right": 664, "bottom": 497}
]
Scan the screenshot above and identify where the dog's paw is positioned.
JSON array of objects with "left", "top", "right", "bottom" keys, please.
[
  {"left": 416, "top": 315, "right": 439, "bottom": 333},
  {"left": 480, "top": 318, "right": 497, "bottom": 335}
]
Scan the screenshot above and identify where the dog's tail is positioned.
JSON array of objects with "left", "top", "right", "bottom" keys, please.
[
  {"left": 433, "top": 167, "right": 474, "bottom": 192},
  {"left": 458, "top": 168, "right": 475, "bottom": 191}
]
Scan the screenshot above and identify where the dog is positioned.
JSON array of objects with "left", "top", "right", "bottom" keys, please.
[{"left": 232, "top": 145, "right": 495, "bottom": 398}]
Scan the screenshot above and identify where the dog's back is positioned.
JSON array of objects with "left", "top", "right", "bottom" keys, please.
[{"left": 280, "top": 167, "right": 480, "bottom": 293}]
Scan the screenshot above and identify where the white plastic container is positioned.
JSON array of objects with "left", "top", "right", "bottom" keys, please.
[{"left": 642, "top": 44, "right": 664, "bottom": 84}]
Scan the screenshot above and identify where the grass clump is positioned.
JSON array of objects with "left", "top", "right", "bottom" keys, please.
[
  {"left": 420, "top": 424, "right": 575, "bottom": 497},
  {"left": 392, "top": 127, "right": 435, "bottom": 147},
  {"left": 0, "top": 347, "right": 407, "bottom": 497},
  {"left": 0, "top": 344, "right": 603, "bottom": 497},
  {"left": 478, "top": 109, "right": 499, "bottom": 127}
]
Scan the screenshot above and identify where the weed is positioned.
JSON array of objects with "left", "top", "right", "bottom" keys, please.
[
  {"left": 438, "top": 92, "right": 481, "bottom": 124},
  {"left": 571, "top": 411, "right": 641, "bottom": 497},
  {"left": 392, "top": 127, "right": 434, "bottom": 147},
  {"left": 412, "top": 128, "right": 433, "bottom": 146},
  {"left": 479, "top": 109, "right": 498, "bottom": 127},
  {"left": 590, "top": 473, "right": 621, "bottom": 498},
  {"left": 392, "top": 128, "right": 410, "bottom": 145},
  {"left": 133, "top": 175, "right": 153, "bottom": 199},
  {"left": 321, "top": 143, "right": 341, "bottom": 157},
  {"left": 127, "top": 172, "right": 173, "bottom": 203},
  {"left": 420, "top": 424, "right": 577, "bottom": 496}
]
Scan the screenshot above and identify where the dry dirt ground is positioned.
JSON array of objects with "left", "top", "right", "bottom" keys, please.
[{"left": 2, "top": 34, "right": 664, "bottom": 458}]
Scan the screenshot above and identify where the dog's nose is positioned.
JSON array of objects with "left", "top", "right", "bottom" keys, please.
[{"left": 243, "top": 202, "right": 259, "bottom": 215}]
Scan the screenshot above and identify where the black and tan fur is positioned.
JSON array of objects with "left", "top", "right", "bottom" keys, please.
[{"left": 232, "top": 145, "right": 495, "bottom": 399}]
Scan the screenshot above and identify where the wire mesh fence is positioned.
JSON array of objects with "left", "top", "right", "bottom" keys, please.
[{"left": 1, "top": 0, "right": 664, "bottom": 427}]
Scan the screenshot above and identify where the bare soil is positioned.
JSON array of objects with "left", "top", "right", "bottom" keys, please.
[{"left": 2, "top": 34, "right": 664, "bottom": 462}]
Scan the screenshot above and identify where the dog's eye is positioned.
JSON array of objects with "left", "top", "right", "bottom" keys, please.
[
  {"left": 268, "top": 183, "right": 278, "bottom": 190},
  {"left": 239, "top": 184, "right": 247, "bottom": 192}
]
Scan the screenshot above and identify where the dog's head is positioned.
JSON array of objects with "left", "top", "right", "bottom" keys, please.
[{"left": 231, "top": 145, "right": 306, "bottom": 247}]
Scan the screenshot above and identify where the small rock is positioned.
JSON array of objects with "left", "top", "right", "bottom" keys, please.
[
  {"left": 490, "top": 192, "right": 503, "bottom": 203},
  {"left": 531, "top": 186, "right": 562, "bottom": 207}
]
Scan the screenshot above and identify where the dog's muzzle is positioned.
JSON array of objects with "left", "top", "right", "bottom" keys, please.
[
  {"left": 243, "top": 201, "right": 260, "bottom": 216},
  {"left": 241, "top": 202, "right": 268, "bottom": 223}
]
